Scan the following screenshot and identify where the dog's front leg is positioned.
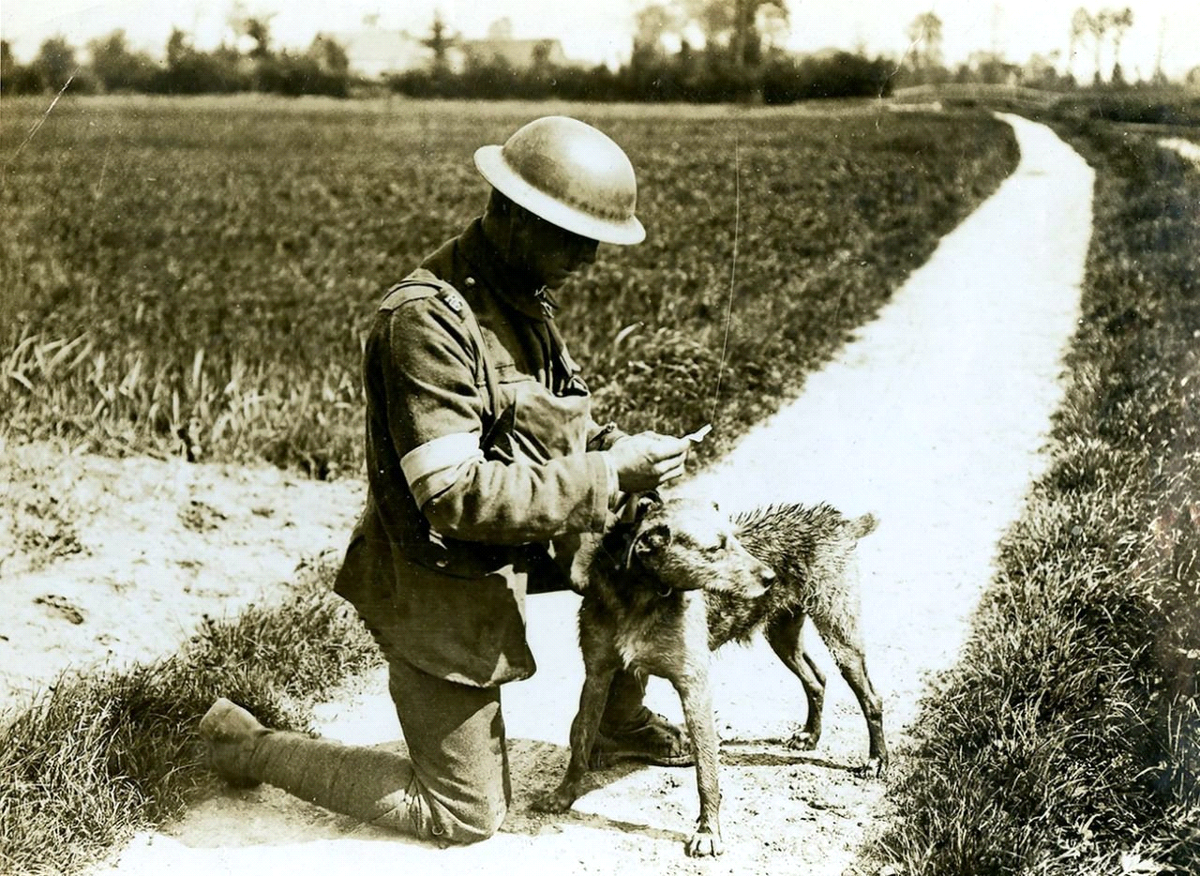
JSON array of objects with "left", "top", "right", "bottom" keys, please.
[
  {"left": 535, "top": 663, "right": 617, "bottom": 813},
  {"left": 673, "top": 667, "right": 722, "bottom": 857}
]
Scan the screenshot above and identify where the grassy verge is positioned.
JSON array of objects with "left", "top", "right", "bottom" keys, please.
[
  {"left": 873, "top": 118, "right": 1200, "bottom": 873},
  {"left": 1, "top": 97, "right": 1017, "bottom": 474},
  {"left": 0, "top": 559, "right": 379, "bottom": 876}
]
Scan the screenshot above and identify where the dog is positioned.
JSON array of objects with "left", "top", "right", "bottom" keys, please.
[{"left": 536, "top": 495, "right": 885, "bottom": 857}]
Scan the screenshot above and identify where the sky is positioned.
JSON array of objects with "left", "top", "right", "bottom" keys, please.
[{"left": 3, "top": 0, "right": 1199, "bottom": 80}]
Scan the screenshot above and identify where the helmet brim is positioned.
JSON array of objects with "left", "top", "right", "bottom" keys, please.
[{"left": 474, "top": 145, "right": 646, "bottom": 246}]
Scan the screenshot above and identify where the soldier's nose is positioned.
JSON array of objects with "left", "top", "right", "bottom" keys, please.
[{"left": 577, "top": 239, "right": 598, "bottom": 266}]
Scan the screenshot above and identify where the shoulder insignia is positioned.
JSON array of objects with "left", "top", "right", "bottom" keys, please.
[
  {"left": 442, "top": 290, "right": 465, "bottom": 315},
  {"left": 380, "top": 282, "right": 437, "bottom": 312}
]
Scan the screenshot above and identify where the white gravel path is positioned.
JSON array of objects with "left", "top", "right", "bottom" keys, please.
[{"left": 92, "top": 113, "right": 1094, "bottom": 876}]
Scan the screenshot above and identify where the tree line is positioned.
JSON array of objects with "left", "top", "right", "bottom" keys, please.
[
  {"left": 1, "top": 24, "right": 351, "bottom": 98},
  {"left": 1, "top": 3, "right": 1169, "bottom": 103}
]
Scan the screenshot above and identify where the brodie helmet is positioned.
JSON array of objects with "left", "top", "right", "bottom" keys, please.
[{"left": 474, "top": 116, "right": 645, "bottom": 246}]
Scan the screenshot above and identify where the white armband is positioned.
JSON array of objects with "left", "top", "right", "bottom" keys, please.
[{"left": 401, "top": 433, "right": 484, "bottom": 507}]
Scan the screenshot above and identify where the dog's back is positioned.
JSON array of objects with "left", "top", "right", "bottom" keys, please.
[{"left": 706, "top": 503, "right": 876, "bottom": 647}]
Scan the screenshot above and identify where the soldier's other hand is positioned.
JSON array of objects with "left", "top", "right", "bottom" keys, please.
[{"left": 608, "top": 432, "right": 691, "bottom": 492}]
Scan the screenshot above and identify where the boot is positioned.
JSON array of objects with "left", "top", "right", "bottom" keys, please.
[
  {"left": 198, "top": 697, "right": 268, "bottom": 789},
  {"left": 197, "top": 697, "right": 435, "bottom": 836}
]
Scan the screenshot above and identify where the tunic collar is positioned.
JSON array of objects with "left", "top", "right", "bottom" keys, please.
[{"left": 458, "top": 219, "right": 557, "bottom": 322}]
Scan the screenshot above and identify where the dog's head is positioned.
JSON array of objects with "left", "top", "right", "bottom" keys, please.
[{"left": 626, "top": 496, "right": 776, "bottom": 598}]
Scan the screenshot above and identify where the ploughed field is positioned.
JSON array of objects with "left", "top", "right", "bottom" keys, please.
[{"left": 1, "top": 98, "right": 1018, "bottom": 473}]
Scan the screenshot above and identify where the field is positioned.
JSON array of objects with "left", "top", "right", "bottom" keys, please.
[
  {"left": 0, "top": 95, "right": 1024, "bottom": 876},
  {"left": 1, "top": 96, "right": 1018, "bottom": 475}
]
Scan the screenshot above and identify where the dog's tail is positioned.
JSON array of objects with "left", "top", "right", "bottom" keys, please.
[{"left": 848, "top": 513, "right": 879, "bottom": 540}]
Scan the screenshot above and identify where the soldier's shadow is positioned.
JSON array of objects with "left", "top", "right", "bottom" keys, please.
[{"left": 500, "top": 738, "right": 689, "bottom": 843}]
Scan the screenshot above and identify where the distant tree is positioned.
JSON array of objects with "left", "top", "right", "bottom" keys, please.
[
  {"left": 906, "top": 12, "right": 944, "bottom": 70},
  {"left": 683, "top": 0, "right": 789, "bottom": 72},
  {"left": 487, "top": 17, "right": 514, "bottom": 40},
  {"left": 531, "top": 40, "right": 553, "bottom": 71},
  {"left": 32, "top": 36, "right": 77, "bottom": 91},
  {"left": 0, "top": 39, "right": 44, "bottom": 94},
  {"left": 422, "top": 12, "right": 457, "bottom": 75},
  {"left": 1085, "top": 10, "right": 1107, "bottom": 84},
  {"left": 159, "top": 28, "right": 249, "bottom": 94},
  {"left": 632, "top": 3, "right": 678, "bottom": 60},
  {"left": 166, "top": 28, "right": 189, "bottom": 69},
  {"left": 227, "top": 2, "right": 275, "bottom": 60},
  {"left": 0, "top": 40, "right": 22, "bottom": 93},
  {"left": 308, "top": 34, "right": 349, "bottom": 76},
  {"left": 88, "top": 30, "right": 157, "bottom": 92},
  {"left": 1068, "top": 7, "right": 1091, "bottom": 77},
  {"left": 904, "top": 11, "right": 946, "bottom": 84},
  {"left": 1106, "top": 7, "right": 1133, "bottom": 84}
]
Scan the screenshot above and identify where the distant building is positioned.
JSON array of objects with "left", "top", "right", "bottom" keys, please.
[
  {"left": 456, "top": 38, "right": 573, "bottom": 71},
  {"left": 330, "top": 27, "right": 576, "bottom": 79},
  {"left": 330, "top": 29, "right": 432, "bottom": 78}
]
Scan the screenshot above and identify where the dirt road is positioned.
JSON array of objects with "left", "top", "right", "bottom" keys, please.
[{"left": 87, "top": 113, "right": 1093, "bottom": 876}]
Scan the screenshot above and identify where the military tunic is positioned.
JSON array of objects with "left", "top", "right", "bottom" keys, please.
[{"left": 335, "top": 219, "right": 623, "bottom": 688}]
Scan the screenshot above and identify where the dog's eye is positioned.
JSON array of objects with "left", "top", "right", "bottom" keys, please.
[{"left": 708, "top": 535, "right": 728, "bottom": 553}]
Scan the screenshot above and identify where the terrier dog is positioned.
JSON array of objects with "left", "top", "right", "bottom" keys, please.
[{"left": 537, "top": 495, "right": 884, "bottom": 857}]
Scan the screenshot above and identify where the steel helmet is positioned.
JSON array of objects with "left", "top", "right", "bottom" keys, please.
[{"left": 474, "top": 116, "right": 645, "bottom": 246}]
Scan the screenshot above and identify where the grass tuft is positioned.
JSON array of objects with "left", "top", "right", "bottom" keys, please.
[{"left": 0, "top": 559, "right": 380, "bottom": 876}]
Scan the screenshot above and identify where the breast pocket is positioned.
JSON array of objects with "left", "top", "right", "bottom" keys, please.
[{"left": 485, "top": 378, "right": 592, "bottom": 467}]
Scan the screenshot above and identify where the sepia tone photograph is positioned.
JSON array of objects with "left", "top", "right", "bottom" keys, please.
[{"left": 1, "top": 1, "right": 1198, "bottom": 874}]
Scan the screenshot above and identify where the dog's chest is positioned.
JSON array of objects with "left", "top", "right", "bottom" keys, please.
[{"left": 613, "top": 594, "right": 708, "bottom": 677}]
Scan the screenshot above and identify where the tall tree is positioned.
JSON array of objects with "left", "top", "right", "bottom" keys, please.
[
  {"left": 1086, "top": 9, "right": 1108, "bottom": 83},
  {"left": 422, "top": 12, "right": 457, "bottom": 74},
  {"left": 906, "top": 11, "right": 944, "bottom": 73},
  {"left": 1106, "top": 7, "right": 1133, "bottom": 83},
  {"left": 1068, "top": 7, "right": 1092, "bottom": 80},
  {"left": 32, "top": 36, "right": 77, "bottom": 90},
  {"left": 682, "top": 0, "right": 789, "bottom": 71},
  {"left": 88, "top": 30, "right": 156, "bottom": 91}
]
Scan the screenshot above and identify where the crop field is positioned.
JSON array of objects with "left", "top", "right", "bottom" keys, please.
[{"left": 1, "top": 97, "right": 1018, "bottom": 476}]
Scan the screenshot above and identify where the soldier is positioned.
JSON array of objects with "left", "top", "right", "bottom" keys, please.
[{"left": 199, "top": 116, "right": 694, "bottom": 844}]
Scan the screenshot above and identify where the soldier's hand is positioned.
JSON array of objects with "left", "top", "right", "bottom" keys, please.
[{"left": 608, "top": 432, "right": 691, "bottom": 492}]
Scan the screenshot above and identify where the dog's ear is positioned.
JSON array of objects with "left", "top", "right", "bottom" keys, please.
[{"left": 633, "top": 522, "right": 672, "bottom": 559}]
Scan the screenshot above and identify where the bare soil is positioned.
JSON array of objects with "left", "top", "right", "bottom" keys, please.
[{"left": 2, "top": 113, "right": 1093, "bottom": 876}]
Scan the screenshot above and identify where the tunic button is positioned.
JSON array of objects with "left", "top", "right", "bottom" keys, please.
[
  {"left": 465, "top": 276, "right": 476, "bottom": 286},
  {"left": 436, "top": 558, "right": 448, "bottom": 568}
]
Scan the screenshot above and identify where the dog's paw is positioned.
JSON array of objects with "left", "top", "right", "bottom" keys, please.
[
  {"left": 785, "top": 730, "right": 819, "bottom": 751},
  {"left": 531, "top": 786, "right": 577, "bottom": 814},
  {"left": 685, "top": 829, "right": 723, "bottom": 857},
  {"left": 852, "top": 756, "right": 886, "bottom": 779}
]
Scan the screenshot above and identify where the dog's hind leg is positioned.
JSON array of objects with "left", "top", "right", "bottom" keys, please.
[
  {"left": 766, "top": 612, "right": 827, "bottom": 751},
  {"left": 671, "top": 667, "right": 723, "bottom": 857},
  {"left": 812, "top": 614, "right": 887, "bottom": 778}
]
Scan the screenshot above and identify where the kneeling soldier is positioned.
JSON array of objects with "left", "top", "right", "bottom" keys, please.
[{"left": 200, "top": 116, "right": 694, "bottom": 844}]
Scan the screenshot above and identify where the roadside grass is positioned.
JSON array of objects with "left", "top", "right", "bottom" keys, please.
[
  {"left": 0, "top": 559, "right": 379, "bottom": 876},
  {"left": 1, "top": 97, "right": 1017, "bottom": 474},
  {"left": 873, "top": 117, "right": 1200, "bottom": 874}
]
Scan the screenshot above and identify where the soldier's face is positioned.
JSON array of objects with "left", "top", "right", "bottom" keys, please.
[{"left": 514, "top": 211, "right": 599, "bottom": 290}]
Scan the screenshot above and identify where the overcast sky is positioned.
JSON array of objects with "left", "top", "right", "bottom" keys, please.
[{"left": 3, "top": 0, "right": 1198, "bottom": 79}]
